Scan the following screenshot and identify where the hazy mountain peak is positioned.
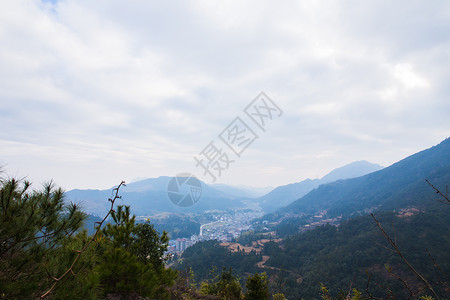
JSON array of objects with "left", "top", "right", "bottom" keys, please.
[
  {"left": 256, "top": 160, "right": 383, "bottom": 212},
  {"left": 321, "top": 160, "right": 383, "bottom": 183},
  {"left": 280, "top": 137, "right": 450, "bottom": 218}
]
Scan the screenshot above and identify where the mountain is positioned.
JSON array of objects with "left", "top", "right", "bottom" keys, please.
[
  {"left": 210, "top": 183, "right": 273, "bottom": 198},
  {"left": 280, "top": 138, "right": 450, "bottom": 218},
  {"left": 65, "top": 176, "right": 246, "bottom": 216},
  {"left": 320, "top": 160, "right": 384, "bottom": 182},
  {"left": 256, "top": 160, "right": 383, "bottom": 212}
]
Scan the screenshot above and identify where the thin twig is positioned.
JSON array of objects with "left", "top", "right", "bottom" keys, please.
[
  {"left": 388, "top": 271, "right": 414, "bottom": 299},
  {"left": 375, "top": 241, "right": 397, "bottom": 253},
  {"left": 425, "top": 179, "right": 449, "bottom": 204},
  {"left": 391, "top": 222, "right": 397, "bottom": 246},
  {"left": 371, "top": 213, "right": 440, "bottom": 300},
  {"left": 40, "top": 181, "right": 126, "bottom": 298},
  {"left": 426, "top": 248, "right": 449, "bottom": 286},
  {"left": 364, "top": 272, "right": 385, "bottom": 300}
]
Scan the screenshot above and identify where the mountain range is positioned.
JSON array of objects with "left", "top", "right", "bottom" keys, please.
[
  {"left": 66, "top": 176, "right": 246, "bottom": 216},
  {"left": 65, "top": 161, "right": 382, "bottom": 216},
  {"left": 175, "top": 138, "right": 450, "bottom": 299},
  {"left": 274, "top": 137, "right": 450, "bottom": 219},
  {"left": 256, "top": 160, "right": 383, "bottom": 212},
  {"left": 66, "top": 138, "right": 450, "bottom": 219}
]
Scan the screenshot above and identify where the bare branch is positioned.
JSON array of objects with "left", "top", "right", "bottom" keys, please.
[
  {"left": 391, "top": 222, "right": 397, "bottom": 246},
  {"left": 40, "top": 181, "right": 126, "bottom": 299},
  {"left": 425, "top": 179, "right": 449, "bottom": 204},
  {"left": 388, "top": 270, "right": 414, "bottom": 299},
  {"left": 426, "top": 248, "right": 449, "bottom": 289},
  {"left": 371, "top": 213, "right": 440, "bottom": 300},
  {"left": 374, "top": 241, "right": 397, "bottom": 253}
]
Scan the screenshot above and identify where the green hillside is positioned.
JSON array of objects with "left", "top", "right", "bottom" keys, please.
[
  {"left": 177, "top": 207, "right": 449, "bottom": 299},
  {"left": 265, "top": 208, "right": 450, "bottom": 299},
  {"left": 280, "top": 138, "right": 450, "bottom": 218}
]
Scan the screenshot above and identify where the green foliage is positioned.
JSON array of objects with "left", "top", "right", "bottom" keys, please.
[
  {"left": 151, "top": 214, "right": 201, "bottom": 239},
  {"left": 236, "top": 230, "right": 267, "bottom": 246},
  {"left": 263, "top": 209, "right": 450, "bottom": 299},
  {"left": 96, "top": 247, "right": 158, "bottom": 296},
  {"left": 320, "top": 283, "right": 332, "bottom": 300},
  {"left": 350, "top": 288, "right": 364, "bottom": 300},
  {"left": 272, "top": 293, "right": 287, "bottom": 300},
  {"left": 0, "top": 175, "right": 177, "bottom": 300},
  {"left": 82, "top": 214, "right": 104, "bottom": 235},
  {"left": 0, "top": 178, "right": 86, "bottom": 299},
  {"left": 244, "top": 272, "right": 270, "bottom": 300},
  {"left": 47, "top": 230, "right": 101, "bottom": 300},
  {"left": 97, "top": 205, "right": 176, "bottom": 298},
  {"left": 178, "top": 240, "right": 261, "bottom": 283},
  {"left": 262, "top": 241, "right": 281, "bottom": 256},
  {"left": 102, "top": 205, "right": 136, "bottom": 250},
  {"left": 179, "top": 208, "right": 448, "bottom": 299},
  {"left": 275, "top": 217, "right": 307, "bottom": 237},
  {"left": 133, "top": 220, "right": 170, "bottom": 268},
  {"left": 2, "top": 169, "right": 448, "bottom": 300},
  {"left": 320, "top": 283, "right": 367, "bottom": 300},
  {"left": 200, "top": 268, "right": 242, "bottom": 299}
]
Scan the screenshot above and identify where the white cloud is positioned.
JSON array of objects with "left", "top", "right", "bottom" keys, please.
[{"left": 0, "top": 0, "right": 449, "bottom": 189}]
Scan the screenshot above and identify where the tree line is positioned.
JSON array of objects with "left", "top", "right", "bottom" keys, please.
[{"left": 1, "top": 175, "right": 447, "bottom": 299}]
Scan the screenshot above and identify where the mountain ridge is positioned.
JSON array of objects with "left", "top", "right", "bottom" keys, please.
[
  {"left": 256, "top": 160, "right": 383, "bottom": 212},
  {"left": 65, "top": 176, "right": 244, "bottom": 216},
  {"left": 278, "top": 138, "right": 450, "bottom": 218}
]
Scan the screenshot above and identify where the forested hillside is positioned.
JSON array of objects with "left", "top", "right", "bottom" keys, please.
[
  {"left": 2, "top": 140, "right": 449, "bottom": 299},
  {"left": 177, "top": 206, "right": 449, "bottom": 299},
  {"left": 256, "top": 161, "right": 382, "bottom": 213},
  {"left": 265, "top": 208, "right": 450, "bottom": 299},
  {"left": 275, "top": 138, "right": 450, "bottom": 219}
]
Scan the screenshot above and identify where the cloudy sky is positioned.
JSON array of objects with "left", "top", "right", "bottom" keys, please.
[{"left": 1, "top": 0, "right": 449, "bottom": 190}]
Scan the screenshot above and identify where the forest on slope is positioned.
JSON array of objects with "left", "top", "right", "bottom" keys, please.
[
  {"left": 271, "top": 138, "right": 450, "bottom": 220},
  {"left": 2, "top": 139, "right": 450, "bottom": 299},
  {"left": 177, "top": 205, "right": 449, "bottom": 299}
]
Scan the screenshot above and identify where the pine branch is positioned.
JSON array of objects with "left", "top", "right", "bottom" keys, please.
[{"left": 40, "top": 181, "right": 126, "bottom": 299}]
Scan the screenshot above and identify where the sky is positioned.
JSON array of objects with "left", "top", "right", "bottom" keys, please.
[{"left": 0, "top": 0, "right": 449, "bottom": 190}]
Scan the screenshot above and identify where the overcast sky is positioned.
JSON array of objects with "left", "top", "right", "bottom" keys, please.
[{"left": 1, "top": 0, "right": 449, "bottom": 190}]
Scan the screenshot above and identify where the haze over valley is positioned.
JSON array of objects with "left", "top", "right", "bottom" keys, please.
[{"left": 1, "top": 1, "right": 449, "bottom": 299}]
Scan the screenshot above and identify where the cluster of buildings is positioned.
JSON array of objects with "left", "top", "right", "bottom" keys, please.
[
  {"left": 165, "top": 210, "right": 345, "bottom": 257},
  {"left": 167, "top": 210, "right": 262, "bottom": 254},
  {"left": 200, "top": 221, "right": 252, "bottom": 242},
  {"left": 300, "top": 211, "right": 342, "bottom": 232}
]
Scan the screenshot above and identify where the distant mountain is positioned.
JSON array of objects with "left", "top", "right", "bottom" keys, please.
[
  {"left": 66, "top": 176, "right": 246, "bottom": 216},
  {"left": 321, "top": 160, "right": 384, "bottom": 183},
  {"left": 210, "top": 183, "right": 273, "bottom": 198},
  {"left": 280, "top": 138, "right": 450, "bottom": 218},
  {"left": 82, "top": 214, "right": 104, "bottom": 235},
  {"left": 256, "top": 161, "right": 383, "bottom": 212}
]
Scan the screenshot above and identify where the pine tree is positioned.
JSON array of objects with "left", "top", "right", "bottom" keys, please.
[
  {"left": 0, "top": 177, "right": 86, "bottom": 298},
  {"left": 244, "top": 272, "right": 270, "bottom": 300},
  {"left": 97, "top": 205, "right": 176, "bottom": 298}
]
